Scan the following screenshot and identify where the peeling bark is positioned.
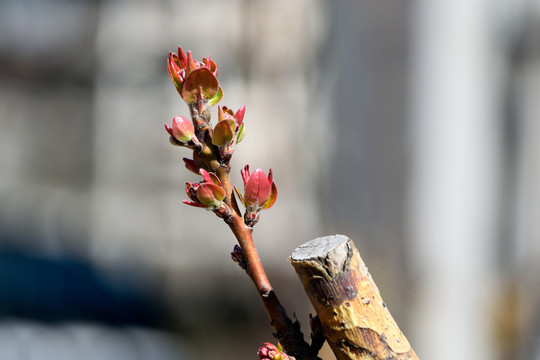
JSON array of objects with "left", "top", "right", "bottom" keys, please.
[{"left": 290, "top": 235, "right": 418, "bottom": 360}]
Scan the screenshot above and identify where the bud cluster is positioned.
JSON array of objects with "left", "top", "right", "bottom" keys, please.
[
  {"left": 167, "top": 46, "right": 221, "bottom": 105},
  {"left": 184, "top": 169, "right": 227, "bottom": 211},
  {"left": 165, "top": 46, "right": 277, "bottom": 227}
]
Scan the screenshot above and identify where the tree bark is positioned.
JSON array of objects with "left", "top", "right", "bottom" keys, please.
[{"left": 289, "top": 235, "right": 418, "bottom": 360}]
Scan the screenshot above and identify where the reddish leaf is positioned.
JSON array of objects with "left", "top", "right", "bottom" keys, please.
[
  {"left": 199, "top": 169, "right": 221, "bottom": 186},
  {"left": 244, "top": 169, "right": 272, "bottom": 207},
  {"left": 167, "top": 53, "right": 184, "bottom": 93},
  {"left": 182, "top": 68, "right": 219, "bottom": 103},
  {"left": 212, "top": 119, "right": 235, "bottom": 146},
  {"left": 202, "top": 56, "right": 218, "bottom": 76},
  {"left": 263, "top": 181, "right": 278, "bottom": 209},
  {"left": 183, "top": 158, "right": 200, "bottom": 174},
  {"left": 234, "top": 105, "right": 246, "bottom": 126},
  {"left": 185, "top": 51, "right": 198, "bottom": 76},
  {"left": 183, "top": 200, "right": 207, "bottom": 208},
  {"left": 176, "top": 46, "right": 187, "bottom": 68},
  {"left": 241, "top": 165, "right": 250, "bottom": 186},
  {"left": 196, "top": 183, "right": 225, "bottom": 207}
]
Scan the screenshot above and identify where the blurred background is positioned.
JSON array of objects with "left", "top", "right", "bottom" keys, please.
[{"left": 0, "top": 0, "right": 539, "bottom": 359}]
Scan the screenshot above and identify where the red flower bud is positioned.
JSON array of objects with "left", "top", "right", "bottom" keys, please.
[
  {"left": 234, "top": 165, "right": 278, "bottom": 227},
  {"left": 241, "top": 166, "right": 277, "bottom": 209}
]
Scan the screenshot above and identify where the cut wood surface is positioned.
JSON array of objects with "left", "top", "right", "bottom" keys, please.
[{"left": 290, "top": 235, "right": 418, "bottom": 360}]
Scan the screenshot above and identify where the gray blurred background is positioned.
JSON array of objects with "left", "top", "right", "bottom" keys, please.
[{"left": 1, "top": 0, "right": 539, "bottom": 359}]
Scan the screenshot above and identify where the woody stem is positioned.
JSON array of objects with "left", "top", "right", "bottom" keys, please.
[
  {"left": 217, "top": 169, "right": 319, "bottom": 359},
  {"left": 191, "top": 106, "right": 318, "bottom": 358}
]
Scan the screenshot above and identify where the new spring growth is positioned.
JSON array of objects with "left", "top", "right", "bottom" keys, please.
[
  {"left": 184, "top": 169, "right": 227, "bottom": 212},
  {"left": 165, "top": 46, "right": 294, "bottom": 358},
  {"left": 235, "top": 165, "right": 278, "bottom": 227},
  {"left": 258, "top": 342, "right": 295, "bottom": 360},
  {"left": 213, "top": 105, "right": 246, "bottom": 162},
  {"left": 167, "top": 46, "right": 223, "bottom": 105},
  {"left": 166, "top": 46, "right": 278, "bottom": 226},
  {"left": 165, "top": 116, "right": 202, "bottom": 150}
]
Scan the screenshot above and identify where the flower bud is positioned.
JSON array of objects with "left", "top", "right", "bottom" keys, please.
[
  {"left": 230, "top": 244, "right": 247, "bottom": 270},
  {"left": 234, "top": 165, "right": 278, "bottom": 227},
  {"left": 195, "top": 183, "right": 225, "bottom": 207},
  {"left": 257, "top": 342, "right": 294, "bottom": 360},
  {"left": 241, "top": 166, "right": 277, "bottom": 210},
  {"left": 170, "top": 116, "right": 194, "bottom": 142},
  {"left": 183, "top": 170, "right": 226, "bottom": 210}
]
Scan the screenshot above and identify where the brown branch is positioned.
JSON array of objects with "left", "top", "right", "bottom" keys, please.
[
  {"left": 290, "top": 235, "right": 419, "bottom": 360},
  {"left": 170, "top": 48, "right": 320, "bottom": 359},
  {"left": 186, "top": 98, "right": 319, "bottom": 359},
  {"left": 221, "top": 181, "right": 321, "bottom": 360}
]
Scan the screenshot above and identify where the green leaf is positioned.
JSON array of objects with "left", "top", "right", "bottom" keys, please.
[
  {"left": 208, "top": 86, "right": 223, "bottom": 106},
  {"left": 234, "top": 186, "right": 246, "bottom": 208},
  {"left": 236, "top": 123, "right": 246, "bottom": 143}
]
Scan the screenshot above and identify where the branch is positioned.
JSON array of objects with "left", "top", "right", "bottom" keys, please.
[
  {"left": 290, "top": 235, "right": 419, "bottom": 360},
  {"left": 166, "top": 46, "right": 322, "bottom": 359},
  {"left": 222, "top": 176, "right": 320, "bottom": 360}
]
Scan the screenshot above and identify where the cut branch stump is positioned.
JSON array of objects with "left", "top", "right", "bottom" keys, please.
[{"left": 290, "top": 235, "right": 418, "bottom": 360}]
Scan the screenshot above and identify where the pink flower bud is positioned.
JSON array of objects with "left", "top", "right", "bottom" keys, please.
[
  {"left": 195, "top": 183, "right": 225, "bottom": 207},
  {"left": 235, "top": 165, "right": 278, "bottom": 227},
  {"left": 169, "top": 116, "right": 194, "bottom": 142},
  {"left": 257, "top": 342, "right": 294, "bottom": 360},
  {"left": 241, "top": 166, "right": 277, "bottom": 209}
]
